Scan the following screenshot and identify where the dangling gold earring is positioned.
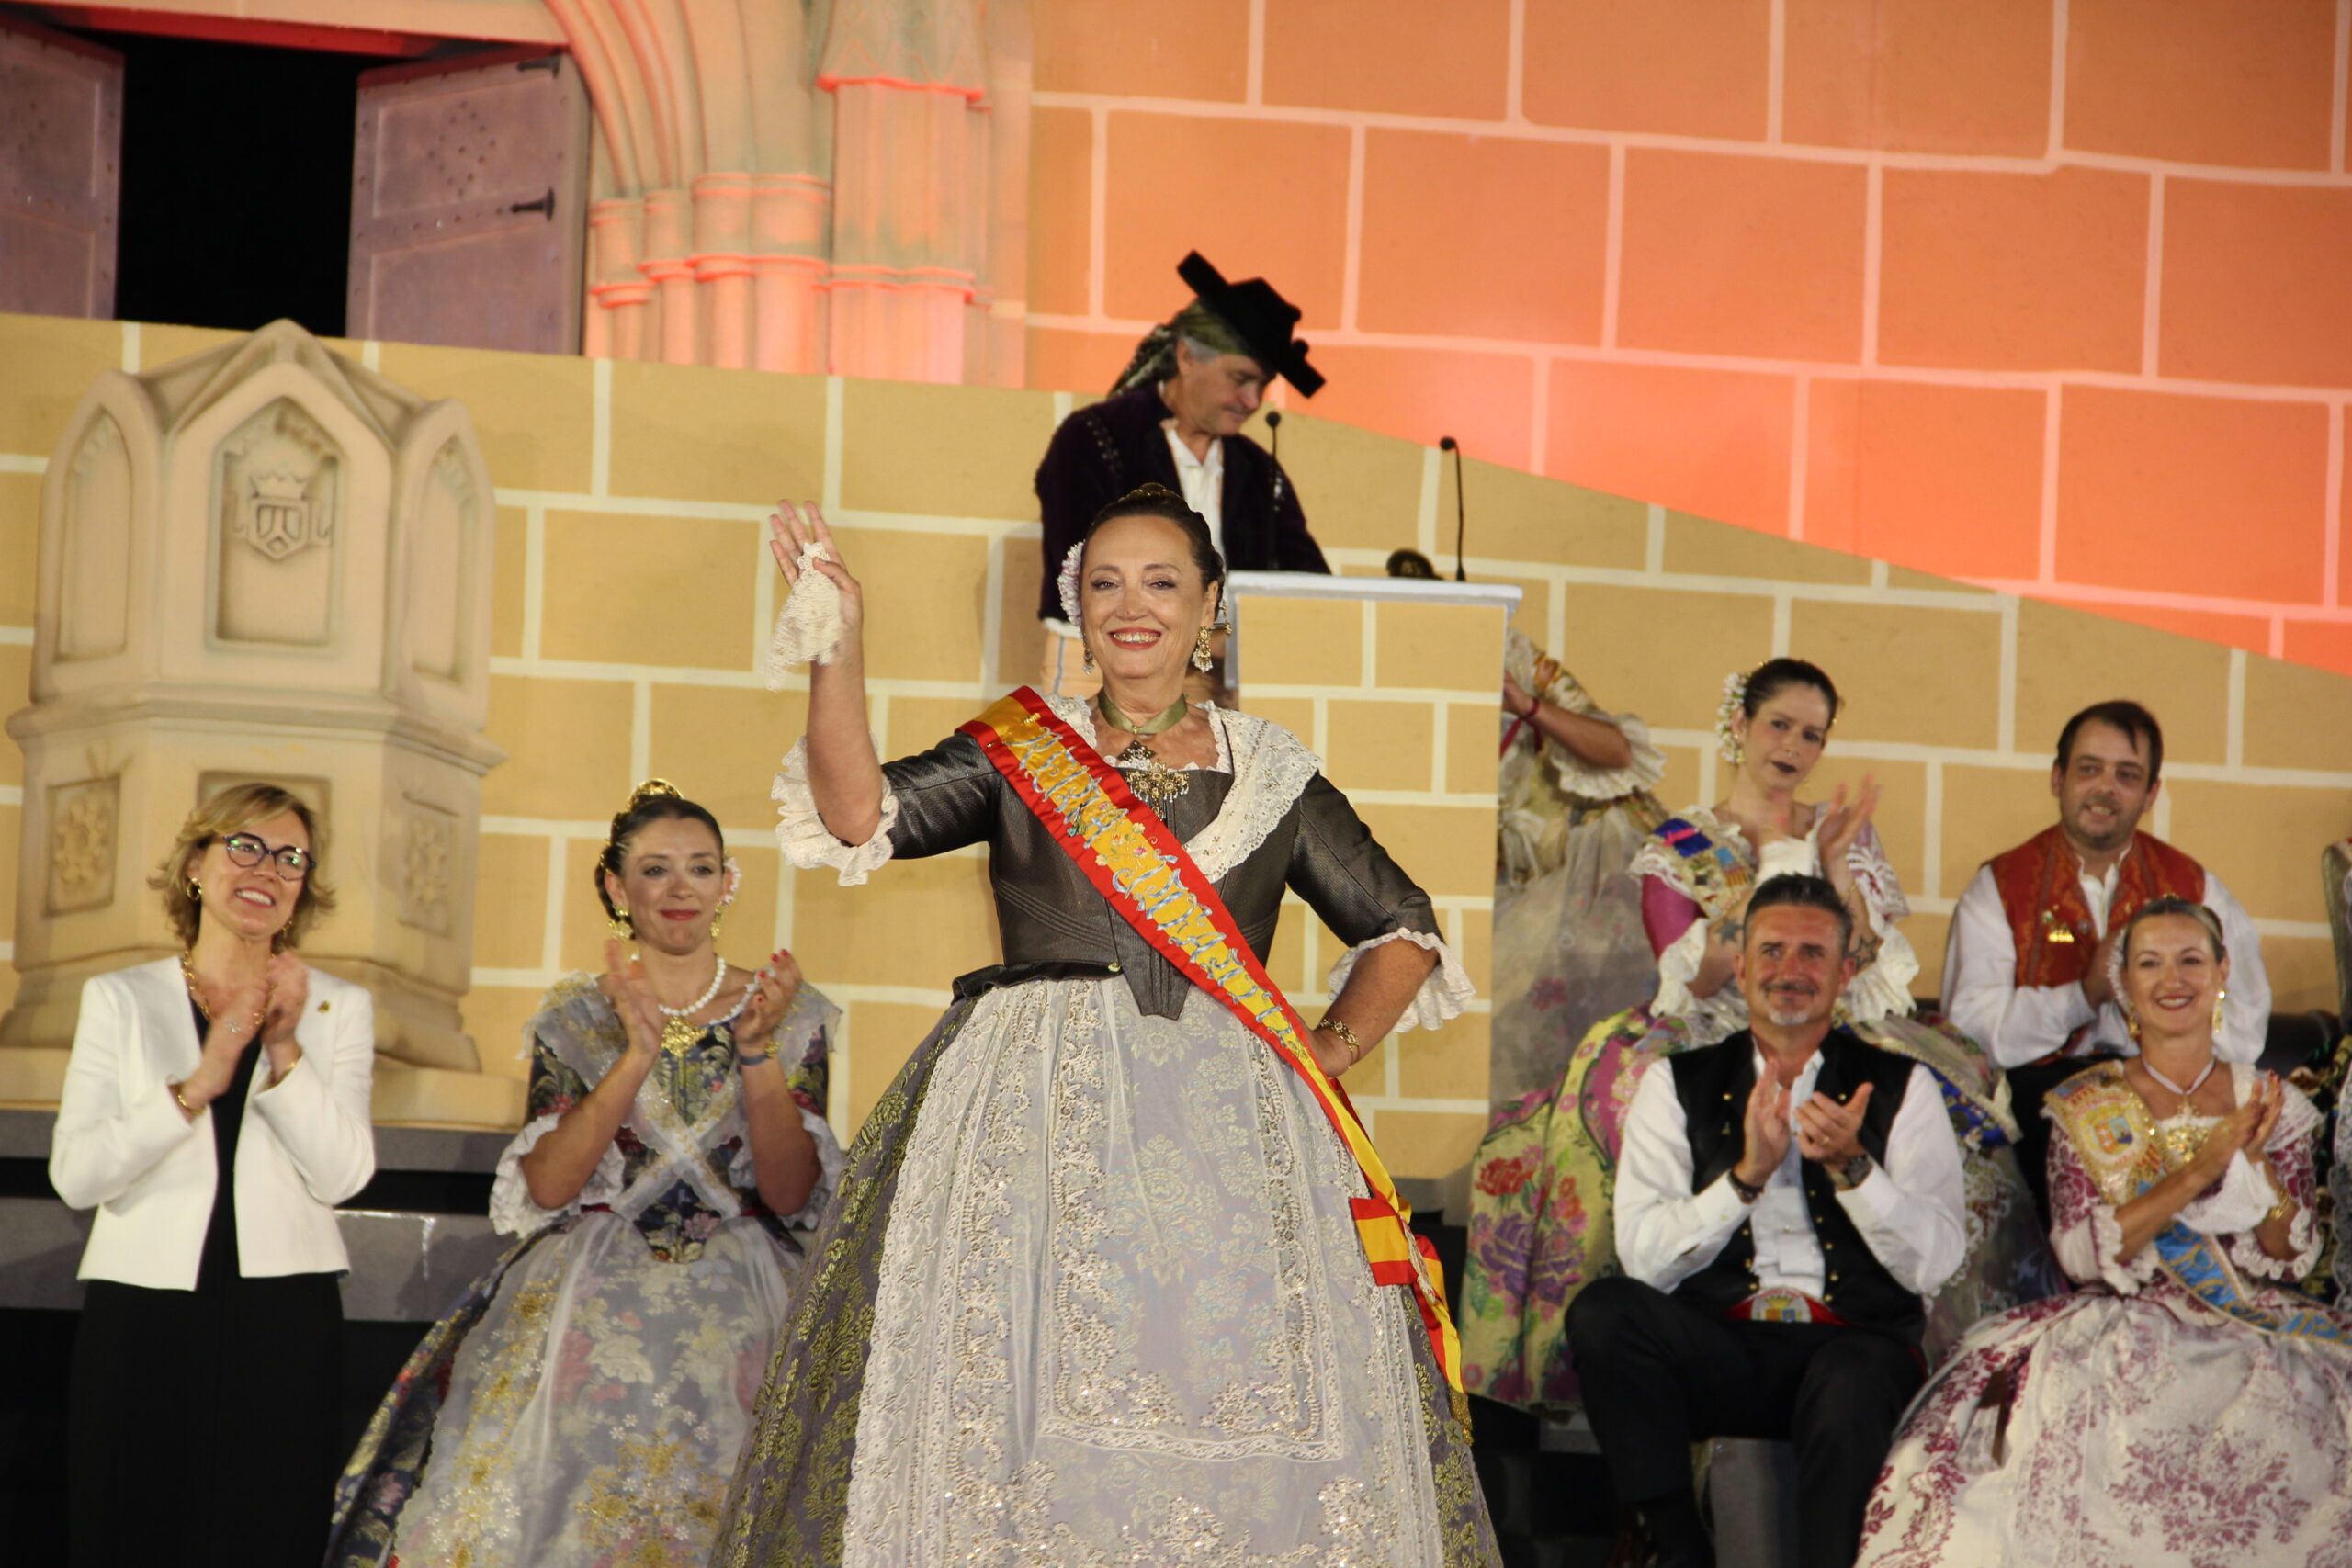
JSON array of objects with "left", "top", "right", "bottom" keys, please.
[
  {"left": 610, "top": 907, "right": 635, "bottom": 941},
  {"left": 2211, "top": 988, "right": 2226, "bottom": 1033},
  {"left": 1081, "top": 643, "right": 1094, "bottom": 671},
  {"left": 710, "top": 907, "right": 727, "bottom": 941},
  {"left": 2123, "top": 1009, "right": 2142, "bottom": 1043},
  {"left": 1192, "top": 625, "right": 1215, "bottom": 673}
]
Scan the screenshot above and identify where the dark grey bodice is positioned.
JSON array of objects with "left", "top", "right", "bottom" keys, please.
[{"left": 881, "top": 728, "right": 1441, "bottom": 1020}]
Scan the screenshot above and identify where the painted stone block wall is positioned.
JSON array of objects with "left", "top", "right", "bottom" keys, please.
[
  {"left": 1025, "top": 0, "right": 2352, "bottom": 676},
  {"left": 4, "top": 312, "right": 2349, "bottom": 1181},
  {"left": 1236, "top": 590, "right": 1510, "bottom": 1180}
]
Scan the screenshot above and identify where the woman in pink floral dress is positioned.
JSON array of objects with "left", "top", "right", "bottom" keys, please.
[{"left": 1858, "top": 897, "right": 2352, "bottom": 1568}]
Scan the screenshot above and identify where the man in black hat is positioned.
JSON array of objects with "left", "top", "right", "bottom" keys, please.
[{"left": 1032, "top": 253, "right": 1330, "bottom": 692}]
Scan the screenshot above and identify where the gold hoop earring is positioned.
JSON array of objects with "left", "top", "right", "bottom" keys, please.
[
  {"left": 187, "top": 877, "right": 202, "bottom": 899},
  {"left": 609, "top": 908, "right": 635, "bottom": 941},
  {"left": 1192, "top": 626, "right": 1215, "bottom": 673}
]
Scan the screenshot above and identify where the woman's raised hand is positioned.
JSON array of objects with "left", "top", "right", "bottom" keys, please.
[
  {"left": 604, "top": 939, "right": 668, "bottom": 1062},
  {"left": 770, "top": 500, "right": 865, "bottom": 638},
  {"left": 1816, "top": 775, "right": 1881, "bottom": 870}
]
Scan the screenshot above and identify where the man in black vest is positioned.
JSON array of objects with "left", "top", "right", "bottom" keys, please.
[{"left": 1569, "top": 874, "right": 1965, "bottom": 1568}]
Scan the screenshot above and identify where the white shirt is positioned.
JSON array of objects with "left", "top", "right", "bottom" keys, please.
[
  {"left": 1942, "top": 855, "right": 2270, "bottom": 1068},
  {"left": 1162, "top": 423, "right": 1225, "bottom": 560},
  {"left": 1614, "top": 1047, "right": 1966, "bottom": 1301}
]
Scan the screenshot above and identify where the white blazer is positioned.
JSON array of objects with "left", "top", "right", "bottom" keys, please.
[{"left": 49, "top": 957, "right": 378, "bottom": 1289}]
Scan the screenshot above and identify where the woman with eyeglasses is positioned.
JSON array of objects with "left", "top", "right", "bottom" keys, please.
[{"left": 50, "top": 782, "right": 377, "bottom": 1568}]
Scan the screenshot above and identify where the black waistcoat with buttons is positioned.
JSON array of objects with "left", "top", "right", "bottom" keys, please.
[{"left": 1668, "top": 1028, "right": 1927, "bottom": 1345}]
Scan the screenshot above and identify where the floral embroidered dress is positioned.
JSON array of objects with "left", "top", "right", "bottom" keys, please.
[
  {"left": 709, "top": 697, "right": 1499, "bottom": 1568},
  {"left": 1858, "top": 1064, "right": 2352, "bottom": 1567},
  {"left": 325, "top": 975, "right": 844, "bottom": 1568},
  {"left": 1487, "top": 630, "right": 1668, "bottom": 1110},
  {"left": 1462, "top": 807, "right": 2052, "bottom": 1413}
]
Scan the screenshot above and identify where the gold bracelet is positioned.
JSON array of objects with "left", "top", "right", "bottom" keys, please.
[
  {"left": 2262, "top": 1175, "right": 2296, "bottom": 1230},
  {"left": 1317, "top": 1015, "right": 1365, "bottom": 1067},
  {"left": 169, "top": 1079, "right": 199, "bottom": 1118}
]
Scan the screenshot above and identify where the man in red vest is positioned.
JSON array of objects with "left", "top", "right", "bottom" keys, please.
[{"left": 1943, "top": 699, "right": 2270, "bottom": 1214}]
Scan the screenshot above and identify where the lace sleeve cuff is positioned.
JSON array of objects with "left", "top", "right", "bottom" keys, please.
[
  {"left": 773, "top": 735, "right": 901, "bottom": 886},
  {"left": 1323, "top": 929, "right": 1477, "bottom": 1034},
  {"left": 489, "top": 1111, "right": 625, "bottom": 1238},
  {"left": 1542, "top": 709, "right": 1668, "bottom": 801},
  {"left": 2227, "top": 1202, "right": 2319, "bottom": 1279},
  {"left": 1650, "top": 908, "right": 1712, "bottom": 1019},
  {"left": 2086, "top": 1206, "right": 2158, "bottom": 1294}
]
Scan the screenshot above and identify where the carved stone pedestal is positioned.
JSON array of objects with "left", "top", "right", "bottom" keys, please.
[{"left": 0, "top": 321, "right": 514, "bottom": 1126}]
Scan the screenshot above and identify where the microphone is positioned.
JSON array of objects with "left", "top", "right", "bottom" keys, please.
[{"left": 1439, "top": 436, "right": 1466, "bottom": 581}]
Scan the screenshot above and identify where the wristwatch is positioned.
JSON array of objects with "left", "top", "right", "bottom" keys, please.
[
  {"left": 1833, "top": 1153, "right": 1873, "bottom": 1191},
  {"left": 1726, "top": 1168, "right": 1764, "bottom": 1205}
]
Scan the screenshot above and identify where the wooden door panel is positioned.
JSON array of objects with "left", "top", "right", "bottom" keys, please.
[
  {"left": 348, "top": 49, "right": 589, "bottom": 355},
  {"left": 0, "top": 16, "right": 122, "bottom": 318}
]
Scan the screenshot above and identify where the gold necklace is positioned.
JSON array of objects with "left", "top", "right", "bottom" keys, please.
[
  {"left": 1096, "top": 691, "right": 1192, "bottom": 807},
  {"left": 179, "top": 952, "right": 210, "bottom": 1021},
  {"left": 652, "top": 958, "right": 728, "bottom": 1055},
  {"left": 1096, "top": 690, "right": 1190, "bottom": 735}
]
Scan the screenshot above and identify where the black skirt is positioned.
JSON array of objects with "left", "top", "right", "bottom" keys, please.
[{"left": 68, "top": 1270, "right": 344, "bottom": 1568}]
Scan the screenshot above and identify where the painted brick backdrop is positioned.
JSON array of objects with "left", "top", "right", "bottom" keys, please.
[
  {"left": 1024, "top": 0, "right": 2352, "bottom": 675},
  {"left": 2, "top": 313, "right": 2348, "bottom": 1185}
]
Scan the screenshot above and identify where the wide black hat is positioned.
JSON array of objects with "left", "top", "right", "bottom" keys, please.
[{"left": 1177, "top": 251, "right": 1325, "bottom": 397}]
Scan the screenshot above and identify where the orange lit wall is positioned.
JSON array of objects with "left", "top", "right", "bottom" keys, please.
[{"left": 1024, "top": 1, "right": 2352, "bottom": 676}]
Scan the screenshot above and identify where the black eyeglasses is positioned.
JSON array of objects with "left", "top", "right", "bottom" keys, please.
[{"left": 217, "top": 832, "right": 313, "bottom": 882}]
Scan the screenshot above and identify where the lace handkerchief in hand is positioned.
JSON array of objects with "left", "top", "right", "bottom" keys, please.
[{"left": 762, "top": 543, "right": 846, "bottom": 685}]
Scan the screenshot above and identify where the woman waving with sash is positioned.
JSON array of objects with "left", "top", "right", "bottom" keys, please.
[
  {"left": 1857, "top": 897, "right": 2352, "bottom": 1566},
  {"left": 711, "top": 484, "right": 1498, "bottom": 1568}
]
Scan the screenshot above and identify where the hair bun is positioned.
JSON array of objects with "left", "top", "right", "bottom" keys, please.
[{"left": 628, "top": 778, "right": 683, "bottom": 808}]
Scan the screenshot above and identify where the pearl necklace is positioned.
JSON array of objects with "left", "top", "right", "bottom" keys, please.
[{"left": 656, "top": 958, "right": 727, "bottom": 1055}]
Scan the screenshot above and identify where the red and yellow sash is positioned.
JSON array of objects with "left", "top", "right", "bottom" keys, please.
[{"left": 958, "top": 688, "right": 1467, "bottom": 1416}]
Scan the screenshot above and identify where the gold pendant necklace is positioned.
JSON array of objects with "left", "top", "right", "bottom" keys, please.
[
  {"left": 1097, "top": 690, "right": 1192, "bottom": 807},
  {"left": 652, "top": 957, "right": 728, "bottom": 1055}
]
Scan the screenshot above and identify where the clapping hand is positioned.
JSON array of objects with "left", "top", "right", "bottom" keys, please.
[
  {"left": 732, "top": 949, "right": 805, "bottom": 1060},
  {"left": 259, "top": 952, "right": 308, "bottom": 1048},
  {"left": 770, "top": 501, "right": 864, "bottom": 637},
  {"left": 1796, "top": 1082, "right": 1874, "bottom": 1169},
  {"left": 1816, "top": 776, "right": 1881, "bottom": 872},
  {"left": 1735, "top": 1073, "right": 1793, "bottom": 1190},
  {"left": 2183, "top": 1072, "right": 2282, "bottom": 1190},
  {"left": 604, "top": 938, "right": 668, "bottom": 1062}
]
